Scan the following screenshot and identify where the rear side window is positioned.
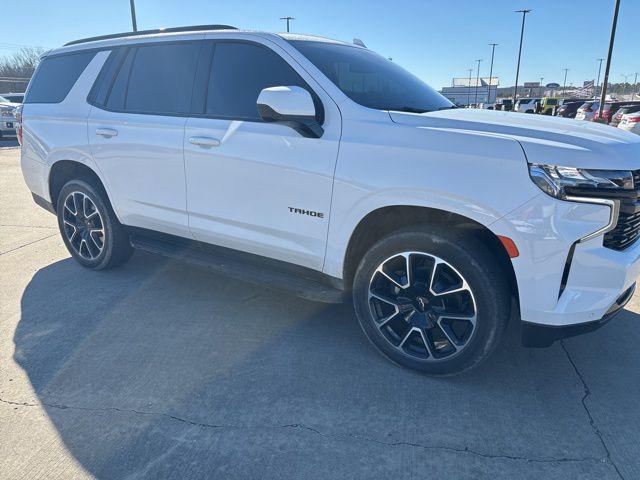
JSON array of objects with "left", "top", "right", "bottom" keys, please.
[
  {"left": 106, "top": 42, "right": 201, "bottom": 115},
  {"left": 205, "top": 42, "right": 315, "bottom": 121},
  {"left": 25, "top": 51, "right": 96, "bottom": 104}
]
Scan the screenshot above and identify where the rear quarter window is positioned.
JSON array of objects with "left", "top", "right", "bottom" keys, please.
[{"left": 25, "top": 51, "right": 96, "bottom": 104}]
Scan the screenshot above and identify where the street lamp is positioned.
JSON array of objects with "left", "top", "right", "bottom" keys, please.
[
  {"left": 487, "top": 43, "right": 498, "bottom": 103},
  {"left": 539, "top": 77, "right": 544, "bottom": 97},
  {"left": 599, "top": 0, "right": 621, "bottom": 120},
  {"left": 475, "top": 59, "right": 483, "bottom": 105},
  {"left": 512, "top": 9, "right": 532, "bottom": 109},
  {"left": 467, "top": 68, "right": 473, "bottom": 107},
  {"left": 129, "top": 0, "right": 138, "bottom": 31},
  {"left": 280, "top": 16, "right": 294, "bottom": 32},
  {"left": 595, "top": 58, "right": 604, "bottom": 99},
  {"left": 562, "top": 68, "right": 569, "bottom": 95}
]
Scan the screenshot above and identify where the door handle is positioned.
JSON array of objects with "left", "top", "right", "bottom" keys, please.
[
  {"left": 96, "top": 128, "right": 118, "bottom": 138},
  {"left": 188, "top": 136, "right": 220, "bottom": 147}
]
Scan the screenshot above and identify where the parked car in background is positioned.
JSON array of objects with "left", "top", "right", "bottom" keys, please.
[
  {"left": 575, "top": 101, "right": 599, "bottom": 121},
  {"left": 597, "top": 102, "right": 640, "bottom": 125},
  {"left": 611, "top": 104, "right": 640, "bottom": 128},
  {"left": 618, "top": 111, "right": 640, "bottom": 135},
  {"left": 538, "top": 97, "right": 561, "bottom": 115},
  {"left": 515, "top": 98, "right": 541, "bottom": 113},
  {"left": 1, "top": 92, "right": 24, "bottom": 104},
  {"left": 0, "top": 95, "right": 18, "bottom": 138},
  {"left": 498, "top": 99, "right": 513, "bottom": 111},
  {"left": 555, "top": 100, "right": 584, "bottom": 118}
]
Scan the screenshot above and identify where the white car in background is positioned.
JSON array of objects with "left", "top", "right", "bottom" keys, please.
[
  {"left": 18, "top": 25, "right": 640, "bottom": 376},
  {"left": 575, "top": 101, "right": 599, "bottom": 121},
  {"left": 619, "top": 112, "right": 640, "bottom": 135},
  {"left": 515, "top": 98, "right": 540, "bottom": 113},
  {"left": 0, "top": 95, "right": 19, "bottom": 138}
]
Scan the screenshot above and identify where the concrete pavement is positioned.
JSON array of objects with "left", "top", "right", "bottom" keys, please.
[{"left": 1, "top": 141, "right": 639, "bottom": 479}]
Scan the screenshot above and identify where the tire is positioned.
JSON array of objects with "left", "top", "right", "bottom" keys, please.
[
  {"left": 352, "top": 226, "right": 510, "bottom": 376},
  {"left": 56, "top": 179, "right": 133, "bottom": 270}
]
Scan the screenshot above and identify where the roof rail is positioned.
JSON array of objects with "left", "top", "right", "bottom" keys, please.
[{"left": 64, "top": 24, "right": 237, "bottom": 47}]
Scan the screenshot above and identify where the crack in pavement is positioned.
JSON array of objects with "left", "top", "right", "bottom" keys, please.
[
  {"left": 0, "top": 223, "right": 58, "bottom": 230},
  {"left": 560, "top": 340, "right": 625, "bottom": 480},
  {"left": 0, "top": 233, "right": 59, "bottom": 256},
  {"left": 0, "top": 396, "right": 607, "bottom": 466}
]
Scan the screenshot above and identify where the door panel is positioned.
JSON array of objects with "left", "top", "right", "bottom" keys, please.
[
  {"left": 185, "top": 117, "right": 338, "bottom": 269},
  {"left": 88, "top": 109, "right": 189, "bottom": 235},
  {"left": 184, "top": 40, "right": 341, "bottom": 270}
]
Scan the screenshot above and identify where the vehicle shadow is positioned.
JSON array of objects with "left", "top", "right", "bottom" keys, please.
[{"left": 13, "top": 252, "right": 640, "bottom": 478}]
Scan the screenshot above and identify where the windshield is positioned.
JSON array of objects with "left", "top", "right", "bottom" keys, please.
[
  {"left": 0, "top": 96, "right": 9, "bottom": 103},
  {"left": 289, "top": 40, "right": 454, "bottom": 113}
]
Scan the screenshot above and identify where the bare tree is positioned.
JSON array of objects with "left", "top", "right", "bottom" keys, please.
[{"left": 0, "top": 47, "right": 45, "bottom": 79}]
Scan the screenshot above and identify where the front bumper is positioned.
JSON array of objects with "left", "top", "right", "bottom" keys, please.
[
  {"left": 1, "top": 120, "right": 16, "bottom": 136},
  {"left": 491, "top": 193, "right": 640, "bottom": 341},
  {"left": 521, "top": 283, "right": 635, "bottom": 347}
]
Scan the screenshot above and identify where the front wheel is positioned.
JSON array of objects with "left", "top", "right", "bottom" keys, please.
[
  {"left": 56, "top": 179, "right": 133, "bottom": 270},
  {"left": 352, "top": 227, "right": 510, "bottom": 376}
]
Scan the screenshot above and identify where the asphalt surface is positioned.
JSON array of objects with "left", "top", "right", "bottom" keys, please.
[{"left": 1, "top": 139, "right": 639, "bottom": 479}]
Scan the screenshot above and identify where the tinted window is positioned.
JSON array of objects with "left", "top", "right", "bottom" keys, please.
[
  {"left": 106, "top": 42, "right": 201, "bottom": 114},
  {"left": 290, "top": 40, "right": 453, "bottom": 113},
  {"left": 206, "top": 42, "right": 314, "bottom": 120},
  {"left": 106, "top": 49, "right": 135, "bottom": 110},
  {"left": 25, "top": 51, "right": 95, "bottom": 104}
]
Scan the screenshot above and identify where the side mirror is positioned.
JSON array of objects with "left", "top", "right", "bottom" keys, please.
[{"left": 257, "top": 86, "right": 323, "bottom": 138}]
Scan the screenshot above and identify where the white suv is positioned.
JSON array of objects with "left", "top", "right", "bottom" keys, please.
[{"left": 19, "top": 25, "right": 640, "bottom": 375}]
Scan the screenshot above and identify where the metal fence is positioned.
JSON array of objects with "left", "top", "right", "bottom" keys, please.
[{"left": 0, "top": 77, "right": 29, "bottom": 94}]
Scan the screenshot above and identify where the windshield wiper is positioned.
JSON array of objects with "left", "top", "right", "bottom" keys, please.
[{"left": 438, "top": 105, "right": 458, "bottom": 110}]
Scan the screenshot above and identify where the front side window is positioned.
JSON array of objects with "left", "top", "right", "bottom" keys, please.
[
  {"left": 106, "top": 42, "right": 201, "bottom": 115},
  {"left": 206, "top": 42, "right": 317, "bottom": 121},
  {"left": 289, "top": 40, "right": 453, "bottom": 113}
]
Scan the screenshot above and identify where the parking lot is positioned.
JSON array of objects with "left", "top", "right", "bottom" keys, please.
[{"left": 0, "top": 141, "right": 639, "bottom": 479}]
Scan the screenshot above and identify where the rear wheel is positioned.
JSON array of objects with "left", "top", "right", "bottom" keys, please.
[
  {"left": 352, "top": 227, "right": 510, "bottom": 376},
  {"left": 56, "top": 179, "right": 133, "bottom": 270}
]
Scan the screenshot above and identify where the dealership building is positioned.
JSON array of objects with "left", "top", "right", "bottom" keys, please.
[{"left": 440, "top": 77, "right": 499, "bottom": 106}]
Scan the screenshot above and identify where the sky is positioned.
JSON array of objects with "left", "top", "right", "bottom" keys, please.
[{"left": 2, "top": 0, "right": 638, "bottom": 90}]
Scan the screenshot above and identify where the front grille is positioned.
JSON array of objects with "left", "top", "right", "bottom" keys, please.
[{"left": 603, "top": 170, "right": 640, "bottom": 251}]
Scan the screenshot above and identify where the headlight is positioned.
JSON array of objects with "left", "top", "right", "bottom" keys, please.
[{"left": 528, "top": 163, "right": 634, "bottom": 199}]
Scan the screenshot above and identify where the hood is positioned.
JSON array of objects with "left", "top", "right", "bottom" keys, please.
[{"left": 389, "top": 108, "right": 640, "bottom": 171}]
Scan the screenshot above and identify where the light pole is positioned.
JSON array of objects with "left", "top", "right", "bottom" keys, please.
[
  {"left": 280, "top": 16, "right": 294, "bottom": 32},
  {"left": 129, "top": 0, "right": 138, "bottom": 31},
  {"left": 562, "top": 68, "right": 569, "bottom": 96},
  {"left": 467, "top": 68, "right": 473, "bottom": 107},
  {"left": 539, "top": 77, "right": 544, "bottom": 97},
  {"left": 621, "top": 74, "right": 631, "bottom": 96},
  {"left": 488, "top": 43, "right": 498, "bottom": 103},
  {"left": 513, "top": 9, "right": 532, "bottom": 109},
  {"left": 599, "top": 0, "right": 621, "bottom": 120},
  {"left": 595, "top": 58, "right": 604, "bottom": 99},
  {"left": 475, "top": 59, "right": 482, "bottom": 105},
  {"left": 633, "top": 73, "right": 639, "bottom": 100}
]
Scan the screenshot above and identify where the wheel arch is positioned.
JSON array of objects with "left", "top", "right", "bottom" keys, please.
[
  {"left": 342, "top": 205, "right": 519, "bottom": 306},
  {"left": 48, "top": 160, "right": 111, "bottom": 213}
]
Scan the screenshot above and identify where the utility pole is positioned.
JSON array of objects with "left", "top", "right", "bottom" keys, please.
[
  {"left": 595, "top": 58, "right": 604, "bottom": 99},
  {"left": 129, "top": 0, "right": 138, "bottom": 31},
  {"left": 539, "top": 77, "right": 544, "bottom": 97},
  {"left": 599, "top": 0, "right": 621, "bottom": 120},
  {"left": 475, "top": 59, "right": 482, "bottom": 105},
  {"left": 280, "top": 16, "right": 294, "bottom": 32},
  {"left": 562, "top": 68, "right": 569, "bottom": 96},
  {"left": 633, "top": 72, "right": 639, "bottom": 100},
  {"left": 513, "top": 9, "right": 532, "bottom": 109},
  {"left": 488, "top": 43, "right": 498, "bottom": 103},
  {"left": 467, "top": 68, "right": 473, "bottom": 107}
]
